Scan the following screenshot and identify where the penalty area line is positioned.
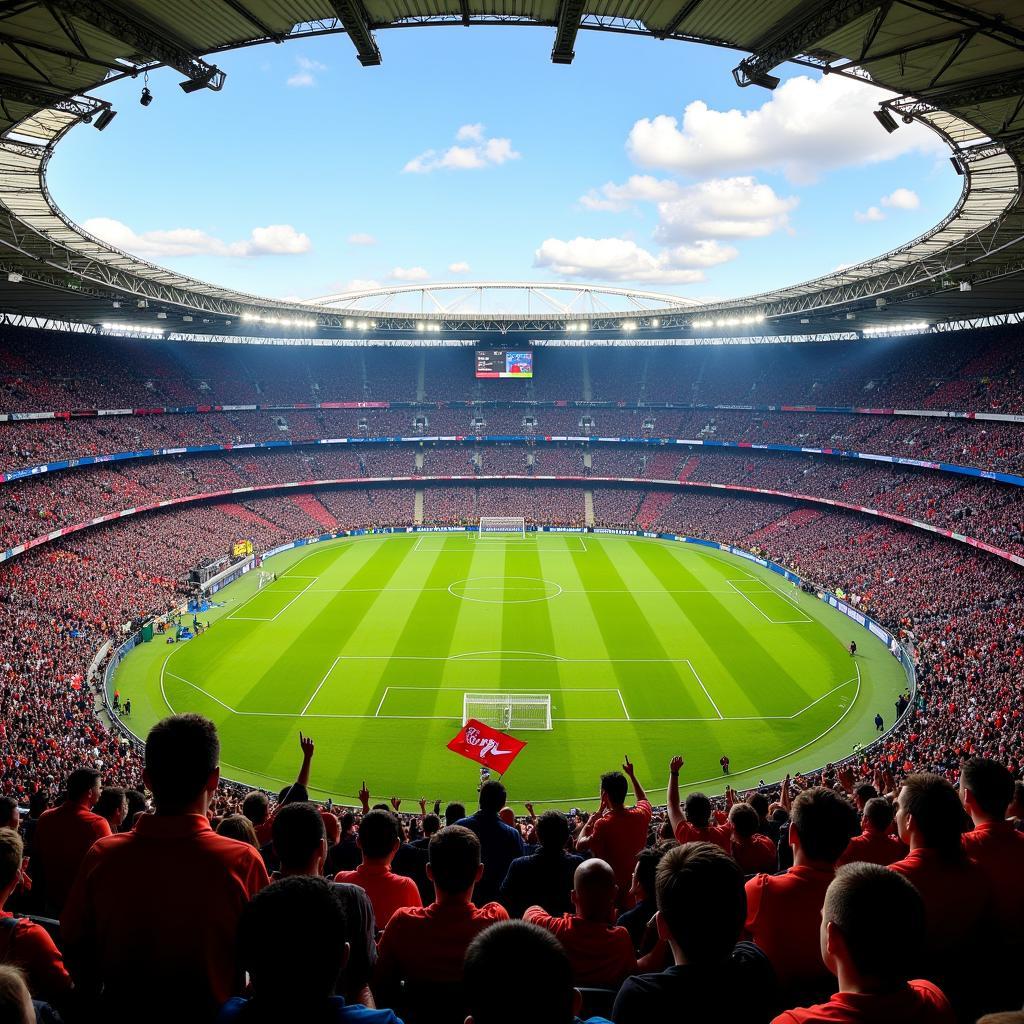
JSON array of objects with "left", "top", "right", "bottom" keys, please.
[{"left": 300, "top": 657, "right": 341, "bottom": 716}]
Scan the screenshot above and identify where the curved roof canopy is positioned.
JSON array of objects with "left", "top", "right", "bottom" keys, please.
[{"left": 0, "top": 0, "right": 1022, "bottom": 342}]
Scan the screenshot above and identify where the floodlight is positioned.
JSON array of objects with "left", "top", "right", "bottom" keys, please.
[
  {"left": 7, "top": 272, "right": 22, "bottom": 283},
  {"left": 93, "top": 108, "right": 117, "bottom": 131},
  {"left": 140, "top": 87, "right": 153, "bottom": 107},
  {"left": 873, "top": 108, "right": 898, "bottom": 134},
  {"left": 749, "top": 70, "right": 780, "bottom": 90},
  {"left": 180, "top": 70, "right": 216, "bottom": 94}
]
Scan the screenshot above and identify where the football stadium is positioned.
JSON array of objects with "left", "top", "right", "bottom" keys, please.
[{"left": 1, "top": 2, "right": 1023, "bottom": 1023}]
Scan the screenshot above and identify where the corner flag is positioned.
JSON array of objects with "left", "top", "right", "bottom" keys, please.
[{"left": 447, "top": 719, "right": 526, "bottom": 775}]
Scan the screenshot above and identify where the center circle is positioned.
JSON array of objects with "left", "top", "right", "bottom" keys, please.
[{"left": 447, "top": 575, "right": 563, "bottom": 604}]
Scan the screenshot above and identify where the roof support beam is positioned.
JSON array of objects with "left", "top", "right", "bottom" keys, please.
[
  {"left": 0, "top": 75, "right": 109, "bottom": 122},
  {"left": 551, "top": 0, "right": 586, "bottom": 63},
  {"left": 326, "top": 0, "right": 382, "bottom": 66},
  {"left": 459, "top": 0, "right": 470, "bottom": 27},
  {"left": 888, "top": 70, "right": 1024, "bottom": 112},
  {"left": 657, "top": 0, "right": 705, "bottom": 40},
  {"left": 219, "top": 0, "right": 283, "bottom": 41},
  {"left": 734, "top": 0, "right": 884, "bottom": 89},
  {"left": 47, "top": 1, "right": 226, "bottom": 89}
]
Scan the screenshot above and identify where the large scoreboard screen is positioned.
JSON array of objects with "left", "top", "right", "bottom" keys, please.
[{"left": 475, "top": 349, "right": 533, "bottom": 379}]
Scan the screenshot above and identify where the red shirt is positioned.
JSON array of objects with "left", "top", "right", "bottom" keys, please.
[
  {"left": 888, "top": 848, "right": 991, "bottom": 956},
  {"left": 32, "top": 801, "right": 111, "bottom": 912},
  {"left": 376, "top": 899, "right": 508, "bottom": 987},
  {"left": 674, "top": 820, "right": 732, "bottom": 853},
  {"left": 0, "top": 910, "right": 73, "bottom": 1005},
  {"left": 61, "top": 813, "right": 269, "bottom": 1020},
  {"left": 771, "top": 979, "right": 955, "bottom": 1023},
  {"left": 745, "top": 864, "right": 834, "bottom": 993},
  {"left": 256, "top": 807, "right": 339, "bottom": 848},
  {"left": 524, "top": 907, "right": 637, "bottom": 987},
  {"left": 335, "top": 861, "right": 421, "bottom": 929},
  {"left": 587, "top": 801, "right": 653, "bottom": 898},
  {"left": 837, "top": 827, "right": 907, "bottom": 867},
  {"left": 731, "top": 833, "right": 777, "bottom": 875},
  {"left": 961, "top": 821, "right": 1024, "bottom": 940}
]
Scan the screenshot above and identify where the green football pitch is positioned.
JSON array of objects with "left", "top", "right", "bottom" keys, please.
[{"left": 114, "top": 532, "right": 907, "bottom": 809}]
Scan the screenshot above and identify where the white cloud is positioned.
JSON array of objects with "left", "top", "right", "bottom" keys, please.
[
  {"left": 287, "top": 56, "right": 327, "bottom": 87},
  {"left": 341, "top": 279, "right": 381, "bottom": 293},
  {"left": 882, "top": 187, "right": 920, "bottom": 210},
  {"left": 347, "top": 232, "right": 376, "bottom": 245},
  {"left": 533, "top": 236, "right": 737, "bottom": 285},
  {"left": 854, "top": 206, "right": 886, "bottom": 222},
  {"left": 626, "top": 74, "right": 943, "bottom": 185},
  {"left": 82, "top": 217, "right": 311, "bottom": 258},
  {"left": 448, "top": 261, "right": 471, "bottom": 273},
  {"left": 653, "top": 177, "right": 798, "bottom": 242},
  {"left": 579, "top": 175, "right": 684, "bottom": 212},
  {"left": 390, "top": 266, "right": 431, "bottom": 281},
  {"left": 854, "top": 187, "right": 920, "bottom": 222},
  {"left": 403, "top": 125, "right": 520, "bottom": 174}
]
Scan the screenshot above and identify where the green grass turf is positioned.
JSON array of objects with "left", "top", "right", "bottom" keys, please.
[{"left": 113, "top": 532, "right": 908, "bottom": 810}]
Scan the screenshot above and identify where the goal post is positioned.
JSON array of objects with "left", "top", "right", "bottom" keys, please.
[
  {"left": 478, "top": 516, "right": 527, "bottom": 538},
  {"left": 463, "top": 692, "right": 552, "bottom": 731},
  {"left": 257, "top": 570, "right": 275, "bottom": 590}
]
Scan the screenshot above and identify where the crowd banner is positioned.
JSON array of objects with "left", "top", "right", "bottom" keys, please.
[
  {"left": 1, "top": 433, "right": 1022, "bottom": 489},
  {"left": 2, "top": 398, "right": 1023, "bottom": 424},
  {"left": 3, "top": 474, "right": 1023, "bottom": 575}
]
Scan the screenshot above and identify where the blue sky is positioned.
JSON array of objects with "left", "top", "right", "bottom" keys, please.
[{"left": 48, "top": 27, "right": 960, "bottom": 303}]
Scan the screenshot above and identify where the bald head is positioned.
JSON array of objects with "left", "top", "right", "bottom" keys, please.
[{"left": 572, "top": 858, "right": 618, "bottom": 921}]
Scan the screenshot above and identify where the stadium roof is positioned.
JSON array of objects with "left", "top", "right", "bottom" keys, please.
[{"left": 0, "top": 0, "right": 1023, "bottom": 343}]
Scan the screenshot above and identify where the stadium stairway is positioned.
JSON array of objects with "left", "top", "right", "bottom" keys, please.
[
  {"left": 677, "top": 455, "right": 701, "bottom": 482},
  {"left": 217, "top": 502, "right": 281, "bottom": 530},
  {"left": 636, "top": 489, "right": 674, "bottom": 530},
  {"left": 291, "top": 494, "right": 339, "bottom": 530},
  {"left": 745, "top": 507, "right": 822, "bottom": 546}
]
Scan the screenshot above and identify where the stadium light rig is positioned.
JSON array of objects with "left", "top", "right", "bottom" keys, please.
[
  {"left": 691, "top": 313, "right": 767, "bottom": 329},
  {"left": 102, "top": 322, "right": 164, "bottom": 336},
  {"left": 873, "top": 107, "right": 899, "bottom": 134},
  {"left": 240, "top": 312, "right": 317, "bottom": 329},
  {"left": 862, "top": 321, "right": 930, "bottom": 336}
]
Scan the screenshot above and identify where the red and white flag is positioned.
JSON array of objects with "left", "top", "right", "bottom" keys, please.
[{"left": 447, "top": 719, "right": 526, "bottom": 775}]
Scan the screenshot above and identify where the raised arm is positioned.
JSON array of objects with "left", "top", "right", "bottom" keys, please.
[
  {"left": 296, "top": 732, "right": 314, "bottom": 790},
  {"left": 666, "top": 756, "right": 685, "bottom": 835},
  {"left": 623, "top": 755, "right": 647, "bottom": 804},
  {"left": 575, "top": 795, "right": 608, "bottom": 850},
  {"left": 358, "top": 780, "right": 371, "bottom": 815}
]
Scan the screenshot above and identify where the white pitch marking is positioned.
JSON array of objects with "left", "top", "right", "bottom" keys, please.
[
  {"left": 300, "top": 657, "right": 341, "bottom": 716},
  {"left": 267, "top": 579, "right": 318, "bottom": 621},
  {"left": 687, "top": 661, "right": 724, "bottom": 719},
  {"left": 725, "top": 580, "right": 812, "bottom": 624},
  {"left": 616, "top": 689, "right": 632, "bottom": 721},
  {"left": 166, "top": 671, "right": 236, "bottom": 712}
]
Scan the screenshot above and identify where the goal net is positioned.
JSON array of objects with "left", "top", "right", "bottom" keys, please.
[
  {"left": 479, "top": 516, "right": 527, "bottom": 538},
  {"left": 463, "top": 692, "right": 552, "bottom": 731},
  {"left": 257, "top": 571, "right": 275, "bottom": 590}
]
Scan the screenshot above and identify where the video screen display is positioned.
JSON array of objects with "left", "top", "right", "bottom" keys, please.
[{"left": 475, "top": 349, "right": 533, "bottom": 378}]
